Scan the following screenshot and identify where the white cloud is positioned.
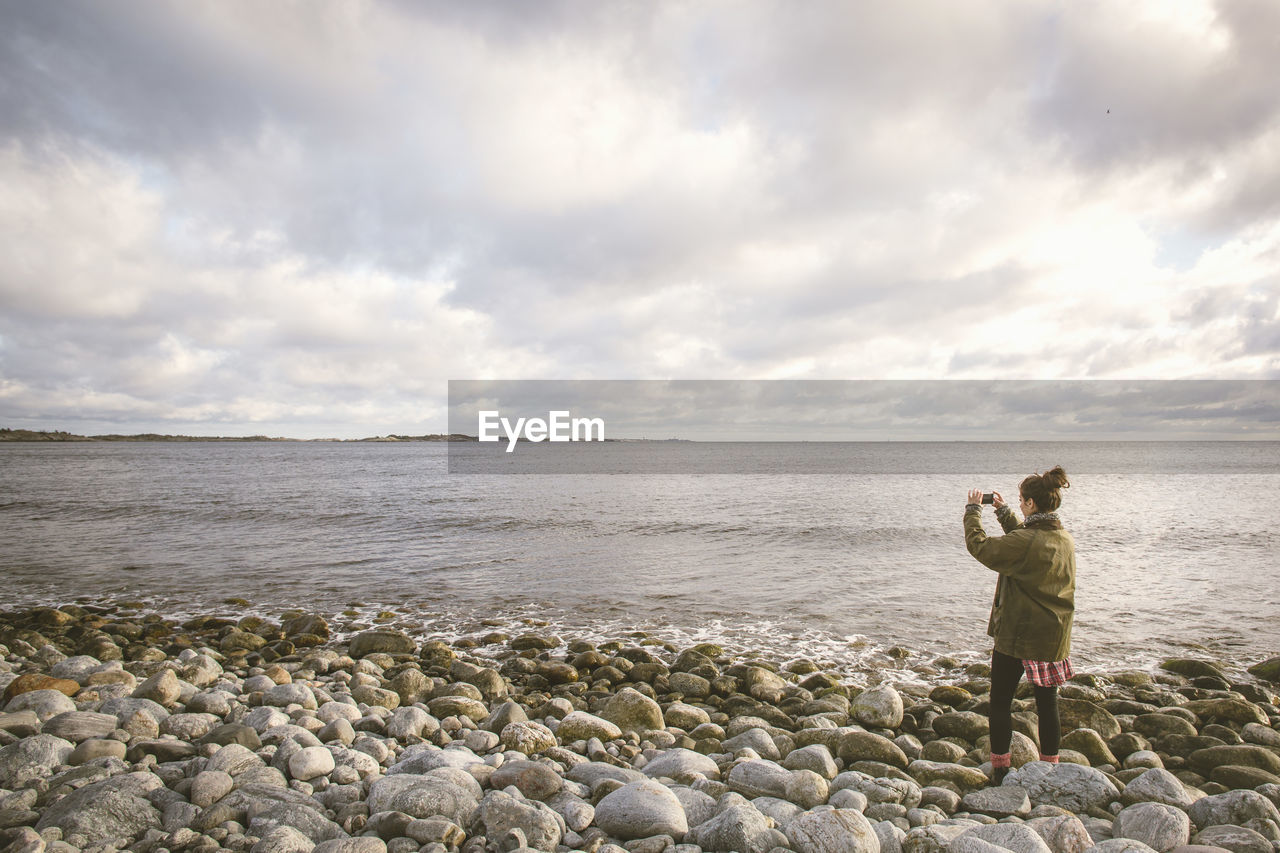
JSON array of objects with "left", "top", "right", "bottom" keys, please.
[{"left": 1, "top": 1, "right": 1278, "bottom": 435}]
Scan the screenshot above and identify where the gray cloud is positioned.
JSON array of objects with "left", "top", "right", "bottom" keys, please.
[{"left": 1, "top": 1, "right": 1278, "bottom": 437}]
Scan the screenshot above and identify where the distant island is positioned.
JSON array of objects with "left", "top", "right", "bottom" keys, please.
[{"left": 0, "top": 428, "right": 478, "bottom": 443}]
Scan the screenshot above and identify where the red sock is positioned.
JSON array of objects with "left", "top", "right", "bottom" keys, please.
[
  {"left": 1040, "top": 753, "right": 1059, "bottom": 764},
  {"left": 991, "top": 752, "right": 1011, "bottom": 769}
]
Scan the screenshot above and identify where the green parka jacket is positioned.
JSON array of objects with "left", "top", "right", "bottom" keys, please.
[{"left": 964, "top": 503, "right": 1075, "bottom": 661}]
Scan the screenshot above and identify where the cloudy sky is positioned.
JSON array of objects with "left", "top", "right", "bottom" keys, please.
[{"left": 2, "top": 1, "right": 1279, "bottom": 438}]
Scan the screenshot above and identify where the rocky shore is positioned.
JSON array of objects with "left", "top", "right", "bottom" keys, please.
[{"left": 1, "top": 604, "right": 1279, "bottom": 853}]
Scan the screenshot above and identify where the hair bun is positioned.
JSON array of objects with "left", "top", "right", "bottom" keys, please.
[{"left": 1044, "top": 466, "right": 1070, "bottom": 489}]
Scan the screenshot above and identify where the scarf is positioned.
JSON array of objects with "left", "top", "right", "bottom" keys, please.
[{"left": 1024, "top": 511, "right": 1063, "bottom": 530}]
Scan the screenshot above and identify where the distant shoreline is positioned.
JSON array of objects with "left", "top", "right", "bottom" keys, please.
[
  {"left": 3, "top": 428, "right": 1276, "bottom": 443},
  {"left": 0, "top": 428, "right": 478, "bottom": 443}
]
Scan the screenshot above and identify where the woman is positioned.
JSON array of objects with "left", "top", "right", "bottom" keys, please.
[{"left": 964, "top": 466, "right": 1075, "bottom": 784}]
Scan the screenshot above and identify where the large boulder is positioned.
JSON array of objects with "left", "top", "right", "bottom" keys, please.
[
  {"left": 0, "top": 733, "right": 74, "bottom": 787},
  {"left": 1121, "top": 768, "right": 1205, "bottom": 810},
  {"left": 1025, "top": 815, "right": 1094, "bottom": 853},
  {"left": 906, "top": 759, "right": 989, "bottom": 791},
  {"left": 1187, "top": 790, "right": 1280, "bottom": 830},
  {"left": 366, "top": 774, "right": 479, "bottom": 824},
  {"left": 727, "top": 759, "right": 792, "bottom": 799},
  {"left": 685, "top": 802, "right": 780, "bottom": 853},
  {"left": 961, "top": 786, "right": 1032, "bottom": 819},
  {"left": 246, "top": 802, "right": 347, "bottom": 844},
  {"left": 556, "top": 711, "right": 622, "bottom": 742},
  {"left": 839, "top": 730, "right": 909, "bottom": 769},
  {"left": 600, "top": 687, "right": 665, "bottom": 734},
  {"left": 642, "top": 747, "right": 721, "bottom": 781},
  {"left": 1059, "top": 698, "right": 1122, "bottom": 739},
  {"left": 1182, "top": 698, "right": 1269, "bottom": 727},
  {"left": 1004, "top": 761, "right": 1120, "bottom": 813},
  {"left": 499, "top": 720, "right": 556, "bottom": 754},
  {"left": 958, "top": 823, "right": 1053, "bottom": 853},
  {"left": 4, "top": 688, "right": 77, "bottom": 722},
  {"left": 35, "top": 773, "right": 162, "bottom": 845},
  {"left": 594, "top": 779, "right": 689, "bottom": 840},
  {"left": 785, "top": 808, "right": 881, "bottom": 853},
  {"left": 1188, "top": 745, "right": 1280, "bottom": 777},
  {"left": 1191, "top": 824, "right": 1274, "bottom": 853},
  {"left": 349, "top": 629, "right": 416, "bottom": 657},
  {"left": 1113, "top": 802, "right": 1191, "bottom": 853},
  {"left": 851, "top": 685, "right": 904, "bottom": 729},
  {"left": 473, "top": 790, "right": 564, "bottom": 851}
]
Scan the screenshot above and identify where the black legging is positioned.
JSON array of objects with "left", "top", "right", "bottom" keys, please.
[{"left": 989, "top": 649, "right": 1061, "bottom": 756}]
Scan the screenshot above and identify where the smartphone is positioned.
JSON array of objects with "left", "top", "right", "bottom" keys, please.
[{"left": 981, "top": 493, "right": 995, "bottom": 504}]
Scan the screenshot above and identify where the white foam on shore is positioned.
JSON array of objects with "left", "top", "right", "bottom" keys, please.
[{"left": 14, "top": 592, "right": 1267, "bottom": 685}]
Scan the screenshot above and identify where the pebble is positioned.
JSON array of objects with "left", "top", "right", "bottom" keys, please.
[{"left": 0, "top": 603, "right": 1277, "bottom": 853}]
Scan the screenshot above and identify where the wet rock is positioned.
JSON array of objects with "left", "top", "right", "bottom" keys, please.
[
  {"left": 932, "top": 711, "right": 989, "bottom": 742},
  {"left": 601, "top": 687, "right": 665, "bottom": 734},
  {"left": 839, "top": 730, "right": 909, "bottom": 769},
  {"left": 1182, "top": 699, "right": 1269, "bottom": 727},
  {"left": 1004, "top": 761, "right": 1120, "bottom": 813},
  {"left": 349, "top": 629, "right": 416, "bottom": 657},
  {"left": 1135, "top": 714, "right": 1199, "bottom": 739},
  {"left": 1247, "top": 656, "right": 1280, "bottom": 683},
  {"left": 1161, "top": 659, "right": 1227, "bottom": 681},
  {"left": 595, "top": 779, "right": 689, "bottom": 840},
  {"left": 1062, "top": 728, "right": 1120, "bottom": 767},
  {"left": 1059, "top": 698, "right": 1122, "bottom": 739},
  {"left": 785, "top": 808, "right": 880, "bottom": 853},
  {"left": 852, "top": 685, "right": 905, "bottom": 729},
  {"left": 906, "top": 759, "right": 989, "bottom": 791},
  {"left": 664, "top": 701, "right": 710, "bottom": 730}
]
